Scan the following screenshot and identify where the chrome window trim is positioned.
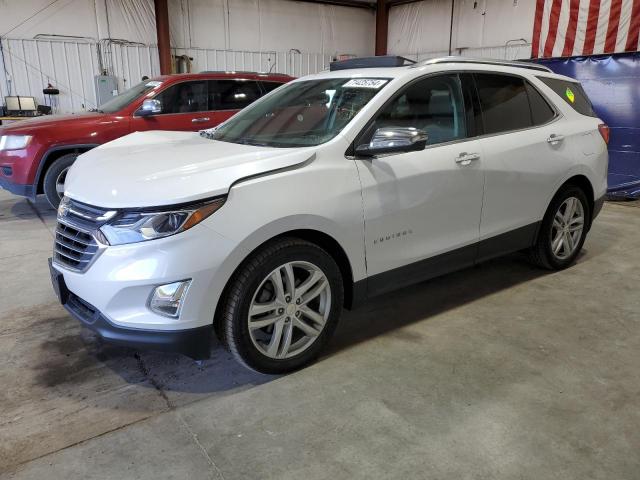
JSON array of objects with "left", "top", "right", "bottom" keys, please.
[{"left": 349, "top": 69, "right": 563, "bottom": 158}]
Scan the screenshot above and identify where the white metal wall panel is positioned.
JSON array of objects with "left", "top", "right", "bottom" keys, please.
[
  {"left": 398, "top": 44, "right": 533, "bottom": 63},
  {"left": 0, "top": 38, "right": 100, "bottom": 113},
  {"left": 0, "top": 38, "right": 332, "bottom": 114},
  {"left": 0, "top": 0, "right": 375, "bottom": 55},
  {"left": 389, "top": 0, "right": 537, "bottom": 60}
]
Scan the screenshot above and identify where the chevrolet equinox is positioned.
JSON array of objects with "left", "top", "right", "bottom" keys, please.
[{"left": 49, "top": 56, "right": 608, "bottom": 373}]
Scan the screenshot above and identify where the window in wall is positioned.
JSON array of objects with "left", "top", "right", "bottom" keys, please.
[
  {"left": 369, "top": 74, "right": 467, "bottom": 146},
  {"left": 153, "top": 81, "right": 208, "bottom": 114},
  {"left": 474, "top": 74, "right": 533, "bottom": 134}
]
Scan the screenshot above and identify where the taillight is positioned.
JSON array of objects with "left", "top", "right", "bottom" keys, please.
[{"left": 598, "top": 123, "right": 610, "bottom": 145}]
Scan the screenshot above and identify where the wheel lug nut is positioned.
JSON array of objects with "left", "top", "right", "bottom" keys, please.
[
  {"left": 295, "top": 298, "right": 300, "bottom": 304},
  {"left": 278, "top": 308, "right": 284, "bottom": 314},
  {"left": 295, "top": 311, "right": 300, "bottom": 317},
  {"left": 285, "top": 296, "right": 291, "bottom": 302}
]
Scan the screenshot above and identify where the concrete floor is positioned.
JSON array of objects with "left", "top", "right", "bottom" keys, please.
[{"left": 0, "top": 188, "right": 638, "bottom": 480}]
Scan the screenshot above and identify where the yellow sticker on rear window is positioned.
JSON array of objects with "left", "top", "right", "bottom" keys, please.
[{"left": 565, "top": 87, "right": 575, "bottom": 103}]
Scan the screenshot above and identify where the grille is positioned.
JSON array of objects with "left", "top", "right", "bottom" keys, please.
[{"left": 53, "top": 199, "right": 113, "bottom": 272}]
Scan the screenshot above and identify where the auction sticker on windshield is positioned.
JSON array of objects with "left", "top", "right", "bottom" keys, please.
[
  {"left": 343, "top": 79, "right": 388, "bottom": 89},
  {"left": 146, "top": 81, "right": 162, "bottom": 87}
]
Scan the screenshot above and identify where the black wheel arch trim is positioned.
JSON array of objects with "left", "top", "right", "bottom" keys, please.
[{"left": 33, "top": 143, "right": 100, "bottom": 198}]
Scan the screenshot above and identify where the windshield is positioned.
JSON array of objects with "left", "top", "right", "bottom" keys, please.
[
  {"left": 208, "top": 78, "right": 390, "bottom": 147},
  {"left": 97, "top": 80, "right": 162, "bottom": 113}
]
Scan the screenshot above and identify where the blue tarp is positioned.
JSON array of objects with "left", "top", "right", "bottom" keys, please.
[{"left": 536, "top": 52, "right": 640, "bottom": 198}]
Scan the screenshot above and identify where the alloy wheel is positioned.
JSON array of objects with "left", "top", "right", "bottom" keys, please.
[
  {"left": 55, "top": 167, "right": 70, "bottom": 199},
  {"left": 248, "top": 261, "right": 331, "bottom": 359},
  {"left": 550, "top": 196, "right": 585, "bottom": 260}
]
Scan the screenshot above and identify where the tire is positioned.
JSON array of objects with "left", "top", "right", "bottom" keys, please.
[
  {"left": 43, "top": 153, "right": 78, "bottom": 209},
  {"left": 528, "top": 185, "right": 591, "bottom": 270},
  {"left": 218, "top": 237, "right": 344, "bottom": 374}
]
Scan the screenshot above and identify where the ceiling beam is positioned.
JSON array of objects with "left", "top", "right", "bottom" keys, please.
[
  {"left": 291, "top": 0, "right": 376, "bottom": 9},
  {"left": 385, "top": 0, "right": 424, "bottom": 6}
]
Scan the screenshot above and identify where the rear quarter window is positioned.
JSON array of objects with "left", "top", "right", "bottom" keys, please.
[
  {"left": 537, "top": 77, "right": 597, "bottom": 117},
  {"left": 525, "top": 82, "right": 556, "bottom": 125}
]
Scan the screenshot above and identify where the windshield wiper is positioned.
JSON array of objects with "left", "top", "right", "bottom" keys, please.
[
  {"left": 199, "top": 130, "right": 216, "bottom": 140},
  {"left": 233, "top": 137, "right": 269, "bottom": 147}
]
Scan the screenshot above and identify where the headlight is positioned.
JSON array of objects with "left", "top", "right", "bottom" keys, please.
[
  {"left": 0, "top": 135, "right": 32, "bottom": 151},
  {"left": 99, "top": 198, "right": 225, "bottom": 246}
]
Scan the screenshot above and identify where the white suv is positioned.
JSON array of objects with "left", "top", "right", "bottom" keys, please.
[{"left": 50, "top": 57, "right": 608, "bottom": 373}]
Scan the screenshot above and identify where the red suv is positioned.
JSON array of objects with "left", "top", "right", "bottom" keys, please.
[{"left": 0, "top": 71, "right": 293, "bottom": 207}]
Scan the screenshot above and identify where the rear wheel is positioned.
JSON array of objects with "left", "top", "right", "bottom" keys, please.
[
  {"left": 43, "top": 153, "right": 78, "bottom": 209},
  {"left": 218, "top": 238, "right": 344, "bottom": 374},
  {"left": 528, "top": 185, "right": 590, "bottom": 270}
]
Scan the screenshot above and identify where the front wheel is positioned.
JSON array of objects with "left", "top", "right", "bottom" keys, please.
[
  {"left": 528, "top": 185, "right": 591, "bottom": 270},
  {"left": 218, "top": 238, "right": 344, "bottom": 374},
  {"left": 43, "top": 153, "right": 78, "bottom": 209}
]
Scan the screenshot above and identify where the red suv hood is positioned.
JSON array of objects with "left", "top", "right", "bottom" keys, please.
[{"left": 0, "top": 112, "right": 108, "bottom": 134}]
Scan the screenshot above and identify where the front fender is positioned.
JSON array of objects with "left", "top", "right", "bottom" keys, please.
[{"left": 199, "top": 214, "right": 364, "bottom": 321}]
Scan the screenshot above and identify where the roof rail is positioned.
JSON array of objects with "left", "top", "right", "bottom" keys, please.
[
  {"left": 417, "top": 56, "right": 553, "bottom": 73},
  {"left": 199, "top": 70, "right": 290, "bottom": 76},
  {"left": 330, "top": 55, "right": 416, "bottom": 71}
]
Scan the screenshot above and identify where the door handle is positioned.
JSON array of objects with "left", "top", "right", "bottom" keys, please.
[
  {"left": 547, "top": 134, "right": 565, "bottom": 144},
  {"left": 192, "top": 117, "right": 210, "bottom": 123},
  {"left": 455, "top": 152, "right": 480, "bottom": 166}
]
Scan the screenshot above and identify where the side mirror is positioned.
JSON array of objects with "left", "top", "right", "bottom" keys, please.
[
  {"left": 136, "top": 98, "right": 162, "bottom": 117},
  {"left": 356, "top": 127, "right": 428, "bottom": 157}
]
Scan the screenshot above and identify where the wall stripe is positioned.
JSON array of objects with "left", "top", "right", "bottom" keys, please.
[
  {"left": 543, "top": 0, "right": 564, "bottom": 57},
  {"left": 605, "top": 0, "right": 623, "bottom": 52},
  {"left": 625, "top": 0, "right": 640, "bottom": 50},
  {"left": 562, "top": 0, "right": 581, "bottom": 56},
  {"left": 532, "top": 0, "right": 547, "bottom": 58},
  {"left": 583, "top": 0, "right": 601, "bottom": 55}
]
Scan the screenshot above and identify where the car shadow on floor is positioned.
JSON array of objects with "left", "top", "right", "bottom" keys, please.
[
  {"left": 54, "top": 251, "right": 576, "bottom": 397},
  {"left": 23, "top": 193, "right": 601, "bottom": 399}
]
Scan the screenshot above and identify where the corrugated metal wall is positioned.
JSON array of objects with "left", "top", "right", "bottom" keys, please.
[
  {"left": 0, "top": 38, "right": 101, "bottom": 112},
  {"left": 399, "top": 43, "right": 533, "bottom": 62},
  {"left": 0, "top": 38, "right": 333, "bottom": 114}
]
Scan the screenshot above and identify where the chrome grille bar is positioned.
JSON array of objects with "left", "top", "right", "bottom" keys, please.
[{"left": 53, "top": 198, "right": 111, "bottom": 273}]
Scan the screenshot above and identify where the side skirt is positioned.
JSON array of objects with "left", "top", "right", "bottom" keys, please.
[{"left": 351, "top": 222, "right": 540, "bottom": 306}]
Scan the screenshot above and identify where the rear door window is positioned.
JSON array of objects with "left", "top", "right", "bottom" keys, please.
[
  {"left": 525, "top": 82, "right": 556, "bottom": 125},
  {"left": 260, "top": 81, "right": 284, "bottom": 94},
  {"left": 537, "top": 77, "right": 597, "bottom": 117},
  {"left": 474, "top": 73, "right": 533, "bottom": 134},
  {"left": 209, "top": 80, "right": 262, "bottom": 110}
]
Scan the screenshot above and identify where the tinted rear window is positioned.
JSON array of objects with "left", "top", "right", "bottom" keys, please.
[
  {"left": 474, "top": 73, "right": 533, "bottom": 134},
  {"left": 537, "top": 77, "right": 597, "bottom": 117},
  {"left": 261, "top": 81, "right": 284, "bottom": 94}
]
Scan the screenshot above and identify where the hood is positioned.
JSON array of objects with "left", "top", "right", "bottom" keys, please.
[
  {"left": 0, "top": 112, "right": 105, "bottom": 133},
  {"left": 64, "top": 130, "right": 315, "bottom": 208}
]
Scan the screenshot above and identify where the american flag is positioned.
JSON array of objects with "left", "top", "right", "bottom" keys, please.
[{"left": 531, "top": 0, "right": 640, "bottom": 58}]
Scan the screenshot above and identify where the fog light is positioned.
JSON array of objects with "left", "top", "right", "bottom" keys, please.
[{"left": 149, "top": 280, "right": 191, "bottom": 318}]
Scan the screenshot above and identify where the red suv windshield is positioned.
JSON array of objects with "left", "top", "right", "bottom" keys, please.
[{"left": 98, "top": 80, "right": 162, "bottom": 113}]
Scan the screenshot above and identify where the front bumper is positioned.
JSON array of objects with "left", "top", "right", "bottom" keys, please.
[
  {"left": 0, "top": 174, "right": 34, "bottom": 197},
  {"left": 49, "top": 220, "right": 245, "bottom": 357},
  {"left": 50, "top": 258, "right": 212, "bottom": 358}
]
